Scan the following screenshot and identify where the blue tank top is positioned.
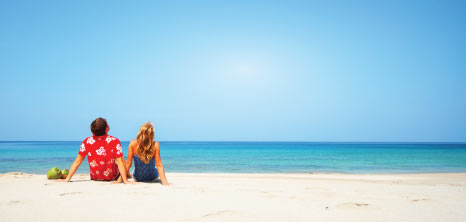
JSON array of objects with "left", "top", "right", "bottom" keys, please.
[{"left": 133, "top": 155, "right": 158, "bottom": 182}]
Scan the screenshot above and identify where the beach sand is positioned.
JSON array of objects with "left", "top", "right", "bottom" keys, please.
[{"left": 1, "top": 173, "right": 465, "bottom": 222}]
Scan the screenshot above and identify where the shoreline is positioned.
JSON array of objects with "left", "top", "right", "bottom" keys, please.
[
  {"left": 2, "top": 142, "right": 465, "bottom": 176},
  {"left": 1, "top": 172, "right": 466, "bottom": 222},
  {"left": 3, "top": 171, "right": 466, "bottom": 176}
]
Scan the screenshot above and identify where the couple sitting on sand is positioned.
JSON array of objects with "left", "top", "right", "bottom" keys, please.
[{"left": 59, "top": 117, "right": 169, "bottom": 185}]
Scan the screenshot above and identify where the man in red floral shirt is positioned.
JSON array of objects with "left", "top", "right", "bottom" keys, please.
[{"left": 61, "top": 118, "right": 132, "bottom": 184}]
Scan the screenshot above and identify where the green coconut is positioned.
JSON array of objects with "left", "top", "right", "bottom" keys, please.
[
  {"left": 61, "top": 169, "right": 69, "bottom": 179},
  {"left": 47, "top": 167, "right": 62, "bottom": 179}
]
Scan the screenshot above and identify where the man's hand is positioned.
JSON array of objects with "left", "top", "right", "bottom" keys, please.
[
  {"left": 115, "top": 157, "right": 132, "bottom": 184},
  {"left": 111, "top": 180, "right": 137, "bottom": 184},
  {"left": 111, "top": 175, "right": 137, "bottom": 184},
  {"left": 124, "top": 181, "right": 137, "bottom": 184},
  {"left": 63, "top": 154, "right": 84, "bottom": 183}
]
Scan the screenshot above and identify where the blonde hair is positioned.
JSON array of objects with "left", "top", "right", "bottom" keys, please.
[{"left": 136, "top": 122, "right": 155, "bottom": 164}]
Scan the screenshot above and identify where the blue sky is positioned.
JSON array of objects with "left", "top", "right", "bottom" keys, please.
[{"left": 0, "top": 0, "right": 465, "bottom": 142}]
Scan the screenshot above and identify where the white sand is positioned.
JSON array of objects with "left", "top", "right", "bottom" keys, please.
[{"left": 1, "top": 172, "right": 466, "bottom": 222}]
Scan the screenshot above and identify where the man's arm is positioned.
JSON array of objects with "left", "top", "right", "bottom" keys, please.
[
  {"left": 114, "top": 141, "right": 136, "bottom": 183},
  {"left": 61, "top": 154, "right": 84, "bottom": 182},
  {"left": 115, "top": 157, "right": 133, "bottom": 184}
]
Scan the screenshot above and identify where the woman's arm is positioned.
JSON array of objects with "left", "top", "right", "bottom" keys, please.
[
  {"left": 154, "top": 142, "right": 169, "bottom": 185},
  {"left": 125, "top": 140, "right": 135, "bottom": 176}
]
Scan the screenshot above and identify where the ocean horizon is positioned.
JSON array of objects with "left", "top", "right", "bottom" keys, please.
[{"left": 1, "top": 141, "right": 466, "bottom": 175}]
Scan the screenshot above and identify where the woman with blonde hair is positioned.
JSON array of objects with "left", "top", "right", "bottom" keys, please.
[{"left": 116, "top": 122, "right": 168, "bottom": 185}]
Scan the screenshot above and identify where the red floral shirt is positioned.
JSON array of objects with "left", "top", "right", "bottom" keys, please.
[{"left": 78, "top": 134, "right": 123, "bottom": 181}]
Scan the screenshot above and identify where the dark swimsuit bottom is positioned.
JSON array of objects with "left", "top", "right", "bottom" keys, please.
[{"left": 133, "top": 155, "right": 159, "bottom": 182}]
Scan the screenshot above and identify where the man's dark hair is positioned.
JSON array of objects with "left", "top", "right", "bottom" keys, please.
[{"left": 91, "top": 117, "right": 108, "bottom": 136}]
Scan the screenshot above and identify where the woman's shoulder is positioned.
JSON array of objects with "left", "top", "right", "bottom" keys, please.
[
  {"left": 129, "top": 140, "right": 137, "bottom": 146},
  {"left": 153, "top": 141, "right": 160, "bottom": 149},
  {"left": 129, "top": 140, "right": 138, "bottom": 151}
]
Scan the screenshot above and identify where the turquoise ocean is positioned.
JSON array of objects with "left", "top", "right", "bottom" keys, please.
[{"left": 1, "top": 141, "right": 466, "bottom": 174}]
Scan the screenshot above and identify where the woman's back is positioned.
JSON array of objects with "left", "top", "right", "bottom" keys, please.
[{"left": 132, "top": 154, "right": 158, "bottom": 181}]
